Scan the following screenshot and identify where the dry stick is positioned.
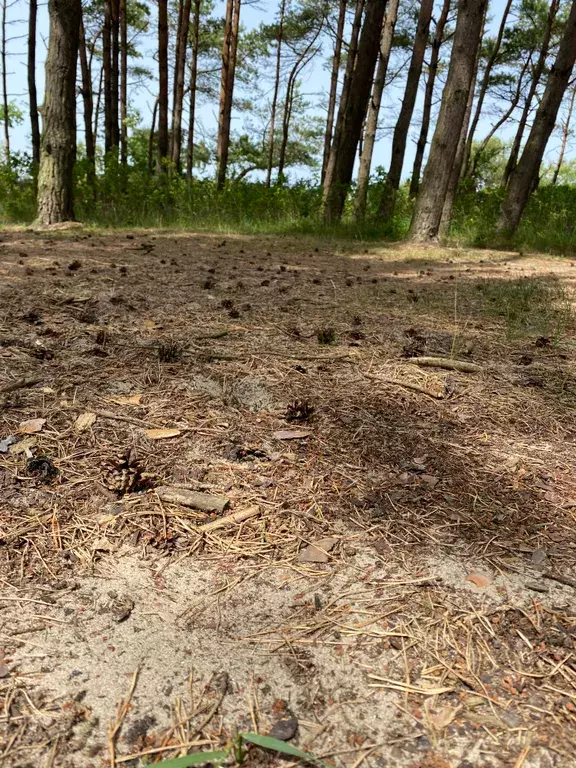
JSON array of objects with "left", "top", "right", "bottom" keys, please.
[
  {"left": 409, "top": 357, "right": 481, "bottom": 373},
  {"left": 543, "top": 571, "right": 576, "bottom": 589},
  {"left": 115, "top": 740, "right": 212, "bottom": 764},
  {"left": 196, "top": 506, "right": 261, "bottom": 533},
  {"left": 67, "top": 407, "right": 155, "bottom": 428},
  {"left": 108, "top": 669, "right": 140, "bottom": 768},
  {"left": 362, "top": 373, "right": 444, "bottom": 400},
  {"left": 0, "top": 376, "right": 43, "bottom": 394}
]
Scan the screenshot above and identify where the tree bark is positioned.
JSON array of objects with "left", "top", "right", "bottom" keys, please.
[
  {"left": 409, "top": 0, "right": 451, "bottom": 199},
  {"left": 28, "top": 0, "right": 41, "bottom": 166},
  {"left": 552, "top": 82, "right": 576, "bottom": 185},
  {"left": 36, "top": 0, "right": 81, "bottom": 224},
  {"left": 408, "top": 0, "right": 488, "bottom": 243},
  {"left": 157, "top": 0, "right": 169, "bottom": 168},
  {"left": 498, "top": 0, "right": 576, "bottom": 233},
  {"left": 149, "top": 96, "right": 159, "bottom": 173},
  {"left": 266, "top": 0, "right": 286, "bottom": 187},
  {"left": 503, "top": 0, "right": 560, "bottom": 186},
  {"left": 216, "top": 0, "right": 241, "bottom": 190},
  {"left": 103, "top": 0, "right": 112, "bottom": 152},
  {"left": 94, "top": 65, "right": 104, "bottom": 146},
  {"left": 171, "top": 0, "right": 192, "bottom": 170},
  {"left": 111, "top": 0, "right": 120, "bottom": 150},
  {"left": 354, "top": 0, "right": 400, "bottom": 221},
  {"left": 323, "top": 0, "right": 364, "bottom": 196},
  {"left": 186, "top": 0, "right": 200, "bottom": 180},
  {"left": 379, "top": 0, "right": 434, "bottom": 219},
  {"left": 120, "top": 0, "right": 127, "bottom": 166},
  {"left": 322, "top": 0, "right": 388, "bottom": 224},
  {"left": 439, "top": 2, "right": 487, "bottom": 234},
  {"left": 462, "top": 0, "right": 513, "bottom": 178},
  {"left": 321, "top": 0, "right": 347, "bottom": 185},
  {"left": 1, "top": 0, "right": 9, "bottom": 160},
  {"left": 78, "top": 16, "right": 96, "bottom": 185}
]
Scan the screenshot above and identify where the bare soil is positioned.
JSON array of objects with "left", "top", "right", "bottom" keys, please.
[{"left": 1, "top": 229, "right": 576, "bottom": 768}]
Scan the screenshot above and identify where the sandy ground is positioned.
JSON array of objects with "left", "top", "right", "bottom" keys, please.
[{"left": 1, "top": 229, "right": 576, "bottom": 768}]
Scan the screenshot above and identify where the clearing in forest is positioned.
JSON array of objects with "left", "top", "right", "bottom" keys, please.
[{"left": 1, "top": 230, "right": 576, "bottom": 768}]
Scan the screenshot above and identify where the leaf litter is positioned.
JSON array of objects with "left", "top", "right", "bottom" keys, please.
[{"left": 1, "top": 232, "right": 576, "bottom": 767}]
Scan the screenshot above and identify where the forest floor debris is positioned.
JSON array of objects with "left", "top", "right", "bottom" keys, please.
[{"left": 1, "top": 230, "right": 576, "bottom": 767}]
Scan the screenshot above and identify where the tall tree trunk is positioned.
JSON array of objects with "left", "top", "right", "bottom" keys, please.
[
  {"left": 149, "top": 97, "right": 159, "bottom": 173},
  {"left": 409, "top": 0, "right": 488, "bottom": 243},
  {"left": 379, "top": 0, "right": 434, "bottom": 219},
  {"left": 462, "top": 0, "right": 513, "bottom": 177},
  {"left": 1, "top": 0, "right": 9, "bottom": 160},
  {"left": 103, "top": 0, "right": 112, "bottom": 152},
  {"left": 157, "top": 0, "right": 169, "bottom": 168},
  {"left": 322, "top": 0, "right": 388, "bottom": 224},
  {"left": 552, "top": 82, "right": 576, "bottom": 185},
  {"left": 216, "top": 0, "right": 241, "bottom": 190},
  {"left": 409, "top": 0, "right": 451, "bottom": 199},
  {"left": 111, "top": 0, "right": 120, "bottom": 149},
  {"left": 498, "top": 0, "right": 576, "bottom": 233},
  {"left": 265, "top": 0, "right": 286, "bottom": 187},
  {"left": 323, "top": 0, "right": 364, "bottom": 196},
  {"left": 78, "top": 17, "right": 96, "bottom": 186},
  {"left": 354, "top": 0, "right": 399, "bottom": 221},
  {"left": 503, "top": 0, "right": 560, "bottom": 186},
  {"left": 94, "top": 65, "right": 104, "bottom": 146},
  {"left": 439, "top": 2, "right": 487, "bottom": 235},
  {"left": 120, "top": 0, "right": 128, "bottom": 166},
  {"left": 277, "top": 29, "right": 321, "bottom": 179},
  {"left": 36, "top": 0, "right": 81, "bottom": 224},
  {"left": 466, "top": 56, "right": 531, "bottom": 181},
  {"left": 321, "top": 0, "right": 347, "bottom": 184},
  {"left": 171, "top": 0, "right": 192, "bottom": 170},
  {"left": 28, "top": 0, "right": 41, "bottom": 166},
  {"left": 186, "top": 0, "right": 200, "bottom": 180}
]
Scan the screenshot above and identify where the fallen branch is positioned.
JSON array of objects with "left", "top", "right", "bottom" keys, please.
[
  {"left": 67, "top": 407, "right": 154, "bottom": 428},
  {"left": 543, "top": 571, "right": 576, "bottom": 589},
  {"left": 409, "top": 357, "right": 481, "bottom": 373},
  {"left": 156, "top": 486, "right": 230, "bottom": 513},
  {"left": 363, "top": 373, "right": 444, "bottom": 400},
  {"left": 197, "top": 506, "right": 261, "bottom": 532},
  {"left": 0, "top": 375, "right": 43, "bottom": 394}
]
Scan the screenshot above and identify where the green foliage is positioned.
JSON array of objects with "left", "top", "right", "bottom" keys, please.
[{"left": 153, "top": 731, "right": 325, "bottom": 768}]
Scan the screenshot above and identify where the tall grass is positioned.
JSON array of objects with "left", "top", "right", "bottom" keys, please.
[{"left": 2, "top": 154, "right": 576, "bottom": 254}]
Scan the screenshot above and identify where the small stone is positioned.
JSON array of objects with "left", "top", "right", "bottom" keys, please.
[
  {"left": 0, "top": 664, "right": 10, "bottom": 678},
  {"left": 269, "top": 714, "right": 298, "bottom": 741}
]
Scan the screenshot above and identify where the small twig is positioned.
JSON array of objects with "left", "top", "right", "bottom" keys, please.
[
  {"left": 67, "top": 407, "right": 155, "bottom": 428},
  {"left": 409, "top": 357, "right": 481, "bottom": 373},
  {"left": 0, "top": 376, "right": 43, "bottom": 394},
  {"left": 189, "top": 672, "right": 229, "bottom": 738},
  {"left": 115, "top": 739, "right": 212, "bottom": 763},
  {"left": 108, "top": 669, "right": 140, "bottom": 768},
  {"left": 196, "top": 506, "right": 261, "bottom": 533},
  {"left": 363, "top": 373, "right": 444, "bottom": 400}
]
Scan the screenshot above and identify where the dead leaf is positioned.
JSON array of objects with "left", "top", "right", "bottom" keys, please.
[
  {"left": 108, "top": 394, "right": 142, "bottom": 405},
  {"left": 420, "top": 474, "right": 439, "bottom": 488},
  {"left": 18, "top": 418, "right": 46, "bottom": 434},
  {"left": 429, "top": 705, "right": 458, "bottom": 730},
  {"left": 142, "top": 320, "right": 159, "bottom": 329},
  {"left": 74, "top": 412, "right": 96, "bottom": 432},
  {"left": 10, "top": 437, "right": 37, "bottom": 456},
  {"left": 373, "top": 539, "right": 392, "bottom": 556},
  {"left": 145, "top": 428, "right": 181, "bottom": 440},
  {"left": 466, "top": 573, "right": 492, "bottom": 589},
  {"left": 274, "top": 429, "right": 312, "bottom": 440},
  {"left": 298, "top": 537, "right": 339, "bottom": 564}
]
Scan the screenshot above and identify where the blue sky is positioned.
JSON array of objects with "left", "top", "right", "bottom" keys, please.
[{"left": 3, "top": 0, "right": 573, "bottom": 178}]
